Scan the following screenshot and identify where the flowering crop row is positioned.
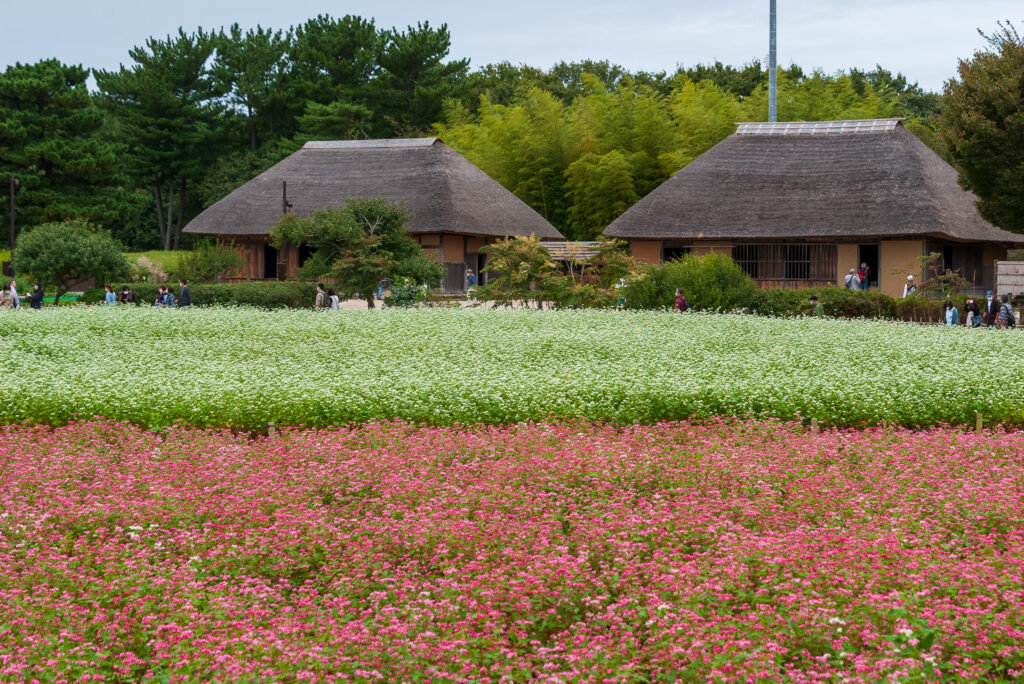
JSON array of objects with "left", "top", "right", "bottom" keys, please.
[
  {"left": 1, "top": 419, "right": 1022, "bottom": 681},
  {"left": 1, "top": 307, "right": 1023, "bottom": 428}
]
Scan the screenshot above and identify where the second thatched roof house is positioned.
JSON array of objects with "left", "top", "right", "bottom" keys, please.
[
  {"left": 184, "top": 138, "right": 564, "bottom": 291},
  {"left": 604, "top": 119, "right": 1024, "bottom": 297}
]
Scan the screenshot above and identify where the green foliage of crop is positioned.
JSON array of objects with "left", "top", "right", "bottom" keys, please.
[{"left": 1, "top": 308, "right": 1022, "bottom": 429}]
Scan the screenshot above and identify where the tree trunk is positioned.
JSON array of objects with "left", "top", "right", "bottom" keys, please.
[
  {"left": 173, "top": 179, "right": 185, "bottom": 251},
  {"left": 164, "top": 181, "right": 174, "bottom": 250},
  {"left": 248, "top": 105, "right": 256, "bottom": 151},
  {"left": 366, "top": 291, "right": 376, "bottom": 309},
  {"left": 154, "top": 185, "right": 167, "bottom": 248}
]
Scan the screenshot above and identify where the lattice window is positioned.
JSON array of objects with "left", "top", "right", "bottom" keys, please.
[{"left": 732, "top": 243, "right": 836, "bottom": 282}]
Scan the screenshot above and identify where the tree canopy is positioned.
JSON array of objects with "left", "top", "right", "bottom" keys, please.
[
  {"left": 940, "top": 22, "right": 1024, "bottom": 233},
  {"left": 14, "top": 220, "right": 131, "bottom": 303},
  {"left": 0, "top": 13, "right": 984, "bottom": 249},
  {"left": 270, "top": 197, "right": 442, "bottom": 308}
]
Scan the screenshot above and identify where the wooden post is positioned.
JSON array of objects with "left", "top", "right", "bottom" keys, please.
[
  {"left": 811, "top": 417, "right": 819, "bottom": 432},
  {"left": 267, "top": 421, "right": 276, "bottom": 436},
  {"left": 975, "top": 413, "right": 983, "bottom": 432}
]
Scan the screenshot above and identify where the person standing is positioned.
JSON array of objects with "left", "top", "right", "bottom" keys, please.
[
  {"left": 164, "top": 286, "right": 175, "bottom": 308},
  {"left": 178, "top": 279, "right": 192, "bottom": 307},
  {"left": 963, "top": 298, "right": 981, "bottom": 327},
  {"left": 943, "top": 299, "right": 959, "bottom": 326},
  {"left": 0, "top": 285, "right": 12, "bottom": 308},
  {"left": 26, "top": 283, "right": 43, "bottom": 309},
  {"left": 674, "top": 288, "right": 690, "bottom": 312},
  {"left": 155, "top": 286, "right": 166, "bottom": 307},
  {"left": 104, "top": 284, "right": 117, "bottom": 306},
  {"left": 997, "top": 294, "right": 1016, "bottom": 328},
  {"left": 844, "top": 268, "right": 859, "bottom": 291},
  {"left": 9, "top": 280, "right": 19, "bottom": 309},
  {"left": 327, "top": 288, "right": 340, "bottom": 310},
  {"left": 810, "top": 295, "right": 824, "bottom": 317},
  {"left": 315, "top": 283, "right": 325, "bottom": 310},
  {"left": 117, "top": 286, "right": 135, "bottom": 305},
  {"left": 902, "top": 275, "right": 917, "bottom": 298},
  {"left": 985, "top": 290, "right": 999, "bottom": 326},
  {"left": 859, "top": 263, "right": 871, "bottom": 291}
]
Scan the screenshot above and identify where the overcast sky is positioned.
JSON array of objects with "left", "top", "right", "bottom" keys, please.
[{"left": 3, "top": 0, "right": 1020, "bottom": 92}]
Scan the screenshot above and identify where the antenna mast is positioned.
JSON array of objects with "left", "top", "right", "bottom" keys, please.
[{"left": 769, "top": 0, "right": 778, "bottom": 122}]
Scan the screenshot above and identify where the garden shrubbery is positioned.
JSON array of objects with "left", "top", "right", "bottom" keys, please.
[{"left": 82, "top": 281, "right": 317, "bottom": 308}]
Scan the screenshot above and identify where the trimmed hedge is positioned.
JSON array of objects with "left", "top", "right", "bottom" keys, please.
[
  {"left": 81, "top": 282, "right": 318, "bottom": 309},
  {"left": 749, "top": 286, "right": 898, "bottom": 320}
]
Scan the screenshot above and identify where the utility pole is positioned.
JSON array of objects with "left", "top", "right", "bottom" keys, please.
[{"left": 769, "top": 0, "right": 778, "bottom": 122}]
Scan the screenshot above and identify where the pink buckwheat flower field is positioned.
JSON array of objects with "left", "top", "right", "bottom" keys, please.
[{"left": 2, "top": 419, "right": 1022, "bottom": 681}]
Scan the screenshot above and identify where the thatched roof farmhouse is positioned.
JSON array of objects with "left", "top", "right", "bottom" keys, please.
[
  {"left": 604, "top": 119, "right": 1024, "bottom": 297},
  {"left": 184, "top": 138, "right": 563, "bottom": 291}
]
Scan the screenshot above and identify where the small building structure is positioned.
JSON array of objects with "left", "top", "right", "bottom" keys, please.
[
  {"left": 603, "top": 119, "right": 1024, "bottom": 297},
  {"left": 183, "top": 138, "right": 564, "bottom": 292}
]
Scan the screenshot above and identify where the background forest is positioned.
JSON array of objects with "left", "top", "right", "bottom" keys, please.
[{"left": 0, "top": 14, "right": 972, "bottom": 247}]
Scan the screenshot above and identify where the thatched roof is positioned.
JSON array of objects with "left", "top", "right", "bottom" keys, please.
[
  {"left": 184, "top": 138, "right": 563, "bottom": 240},
  {"left": 604, "top": 119, "right": 1024, "bottom": 244}
]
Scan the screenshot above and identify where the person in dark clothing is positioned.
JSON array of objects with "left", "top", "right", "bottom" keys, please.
[
  {"left": 117, "top": 286, "right": 135, "bottom": 305},
  {"left": 674, "top": 288, "right": 690, "bottom": 312},
  {"left": 985, "top": 290, "right": 1000, "bottom": 326},
  {"left": 178, "top": 279, "right": 192, "bottom": 307},
  {"left": 26, "top": 283, "right": 44, "bottom": 309}
]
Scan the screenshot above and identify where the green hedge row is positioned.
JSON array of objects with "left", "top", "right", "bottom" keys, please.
[{"left": 81, "top": 282, "right": 318, "bottom": 309}]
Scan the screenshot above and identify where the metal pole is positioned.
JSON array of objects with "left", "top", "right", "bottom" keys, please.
[{"left": 769, "top": 0, "right": 778, "bottom": 122}]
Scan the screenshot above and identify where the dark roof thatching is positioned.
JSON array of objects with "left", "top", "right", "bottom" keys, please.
[
  {"left": 604, "top": 119, "right": 1024, "bottom": 244},
  {"left": 184, "top": 138, "right": 563, "bottom": 239}
]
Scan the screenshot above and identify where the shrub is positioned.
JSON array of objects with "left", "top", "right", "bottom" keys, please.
[
  {"left": 172, "top": 239, "right": 244, "bottom": 283},
  {"left": 85, "top": 282, "right": 318, "bottom": 308},
  {"left": 624, "top": 253, "right": 756, "bottom": 311},
  {"left": 749, "top": 286, "right": 897, "bottom": 319},
  {"left": 384, "top": 278, "right": 429, "bottom": 308}
]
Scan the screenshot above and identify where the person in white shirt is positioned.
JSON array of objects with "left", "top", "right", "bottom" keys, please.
[
  {"left": 902, "top": 275, "right": 917, "bottom": 298},
  {"left": 9, "top": 280, "right": 18, "bottom": 308},
  {"left": 844, "top": 268, "right": 859, "bottom": 291}
]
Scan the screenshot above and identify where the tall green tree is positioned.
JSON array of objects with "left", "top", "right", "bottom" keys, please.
[
  {"left": 940, "top": 22, "right": 1024, "bottom": 233},
  {"left": 374, "top": 22, "right": 470, "bottom": 136},
  {"left": 270, "top": 196, "right": 442, "bottom": 308},
  {"left": 0, "top": 60, "right": 140, "bottom": 234},
  {"left": 212, "top": 24, "right": 292, "bottom": 150},
  {"left": 95, "top": 28, "right": 225, "bottom": 250},
  {"left": 14, "top": 220, "right": 132, "bottom": 303}
]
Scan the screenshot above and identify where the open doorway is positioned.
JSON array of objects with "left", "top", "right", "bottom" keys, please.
[
  {"left": 858, "top": 244, "right": 879, "bottom": 289},
  {"left": 263, "top": 243, "right": 278, "bottom": 280}
]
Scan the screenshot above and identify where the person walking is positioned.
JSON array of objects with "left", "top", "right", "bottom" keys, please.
[
  {"left": 155, "top": 286, "right": 166, "bottom": 307},
  {"left": 858, "top": 263, "right": 871, "bottom": 291},
  {"left": 104, "top": 284, "right": 117, "bottom": 306},
  {"left": 810, "top": 295, "right": 824, "bottom": 317},
  {"left": 117, "top": 286, "right": 135, "bottom": 305},
  {"left": 164, "top": 286, "right": 175, "bottom": 308},
  {"left": 9, "top": 280, "right": 19, "bottom": 309},
  {"left": 997, "top": 294, "right": 1016, "bottom": 328},
  {"left": 674, "top": 288, "right": 690, "bottom": 312},
  {"left": 943, "top": 299, "right": 959, "bottom": 326},
  {"left": 327, "top": 288, "right": 340, "bottom": 310},
  {"left": 0, "top": 285, "right": 12, "bottom": 308},
  {"left": 315, "top": 283, "right": 325, "bottom": 309},
  {"left": 902, "top": 275, "right": 917, "bottom": 298},
  {"left": 985, "top": 290, "right": 999, "bottom": 326},
  {"left": 178, "top": 279, "right": 192, "bottom": 307},
  {"left": 963, "top": 298, "right": 981, "bottom": 327},
  {"left": 844, "top": 268, "right": 860, "bottom": 291},
  {"left": 26, "top": 283, "right": 44, "bottom": 310}
]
